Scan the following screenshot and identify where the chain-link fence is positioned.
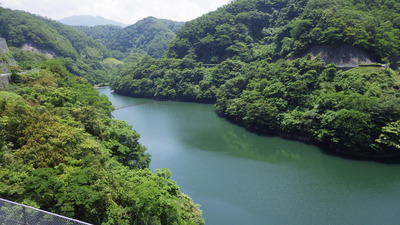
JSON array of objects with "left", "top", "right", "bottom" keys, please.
[{"left": 0, "top": 198, "right": 92, "bottom": 225}]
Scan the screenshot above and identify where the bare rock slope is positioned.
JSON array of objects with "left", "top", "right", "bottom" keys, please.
[
  {"left": 305, "top": 45, "right": 376, "bottom": 66},
  {"left": 0, "top": 38, "right": 18, "bottom": 73}
]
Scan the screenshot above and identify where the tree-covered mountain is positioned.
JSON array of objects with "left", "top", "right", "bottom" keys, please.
[
  {"left": 74, "top": 25, "right": 123, "bottom": 46},
  {"left": 167, "top": 0, "right": 399, "bottom": 64},
  {"left": 59, "top": 15, "right": 126, "bottom": 27},
  {"left": 113, "top": 0, "right": 400, "bottom": 158},
  {"left": 106, "top": 17, "right": 184, "bottom": 59},
  {"left": 0, "top": 8, "right": 120, "bottom": 84},
  {"left": 0, "top": 59, "right": 204, "bottom": 224}
]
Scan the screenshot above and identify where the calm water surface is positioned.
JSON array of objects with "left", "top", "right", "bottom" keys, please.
[{"left": 98, "top": 88, "right": 400, "bottom": 225}]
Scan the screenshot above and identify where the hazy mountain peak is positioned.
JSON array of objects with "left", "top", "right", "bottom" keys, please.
[{"left": 59, "top": 15, "right": 127, "bottom": 27}]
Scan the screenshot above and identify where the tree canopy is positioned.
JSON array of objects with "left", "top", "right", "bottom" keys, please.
[
  {"left": 74, "top": 25, "right": 123, "bottom": 46},
  {"left": 167, "top": 0, "right": 400, "bottom": 63},
  {"left": 0, "top": 59, "right": 204, "bottom": 224}
]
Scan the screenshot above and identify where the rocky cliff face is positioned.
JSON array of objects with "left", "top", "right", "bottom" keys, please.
[
  {"left": 304, "top": 45, "right": 376, "bottom": 66},
  {"left": 0, "top": 75, "right": 11, "bottom": 88},
  {"left": 0, "top": 38, "right": 18, "bottom": 73}
]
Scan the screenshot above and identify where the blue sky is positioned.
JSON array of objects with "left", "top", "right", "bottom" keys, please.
[{"left": 1, "top": 0, "right": 231, "bottom": 25}]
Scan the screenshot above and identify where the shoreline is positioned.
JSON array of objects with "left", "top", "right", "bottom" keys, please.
[{"left": 109, "top": 89, "right": 400, "bottom": 163}]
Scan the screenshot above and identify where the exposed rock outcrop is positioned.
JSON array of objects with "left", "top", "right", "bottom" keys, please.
[
  {"left": 304, "top": 44, "right": 376, "bottom": 66},
  {"left": 21, "top": 43, "right": 55, "bottom": 59},
  {"left": 0, "top": 38, "right": 18, "bottom": 73},
  {"left": 0, "top": 75, "right": 11, "bottom": 88}
]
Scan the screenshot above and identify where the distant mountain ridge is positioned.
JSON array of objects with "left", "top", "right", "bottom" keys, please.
[{"left": 59, "top": 15, "right": 126, "bottom": 27}]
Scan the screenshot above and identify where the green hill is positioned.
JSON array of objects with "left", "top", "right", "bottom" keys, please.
[
  {"left": 113, "top": 0, "right": 400, "bottom": 158},
  {"left": 106, "top": 17, "right": 184, "bottom": 59},
  {"left": 0, "top": 8, "right": 120, "bottom": 84}
]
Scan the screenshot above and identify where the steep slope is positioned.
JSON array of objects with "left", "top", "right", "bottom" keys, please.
[
  {"left": 0, "top": 37, "right": 17, "bottom": 73},
  {"left": 167, "top": 0, "right": 308, "bottom": 63},
  {"left": 302, "top": 45, "right": 375, "bottom": 66},
  {"left": 59, "top": 15, "right": 126, "bottom": 27},
  {"left": 0, "top": 8, "right": 118, "bottom": 84},
  {"left": 106, "top": 17, "right": 184, "bottom": 58},
  {"left": 167, "top": 0, "right": 400, "bottom": 64}
]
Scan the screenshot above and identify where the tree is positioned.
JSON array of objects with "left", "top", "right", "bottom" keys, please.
[{"left": 376, "top": 120, "right": 400, "bottom": 150}]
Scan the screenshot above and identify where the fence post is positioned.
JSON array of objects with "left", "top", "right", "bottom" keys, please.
[{"left": 23, "top": 206, "right": 27, "bottom": 225}]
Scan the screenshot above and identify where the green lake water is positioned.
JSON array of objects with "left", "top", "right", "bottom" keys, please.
[{"left": 98, "top": 87, "right": 400, "bottom": 225}]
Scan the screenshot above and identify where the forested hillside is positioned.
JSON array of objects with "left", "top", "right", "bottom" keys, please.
[
  {"left": 0, "top": 59, "right": 204, "bottom": 224},
  {"left": 168, "top": 0, "right": 400, "bottom": 63},
  {"left": 106, "top": 17, "right": 184, "bottom": 59},
  {"left": 0, "top": 8, "right": 120, "bottom": 84},
  {"left": 75, "top": 25, "right": 123, "bottom": 46},
  {"left": 113, "top": 0, "right": 400, "bottom": 158}
]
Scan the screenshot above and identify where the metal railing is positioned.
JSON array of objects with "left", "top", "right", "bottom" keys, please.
[{"left": 0, "top": 198, "right": 92, "bottom": 225}]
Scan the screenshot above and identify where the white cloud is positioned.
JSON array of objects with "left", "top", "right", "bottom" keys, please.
[{"left": 1, "top": 0, "right": 231, "bottom": 25}]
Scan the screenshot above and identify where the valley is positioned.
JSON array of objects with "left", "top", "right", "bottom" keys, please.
[{"left": 0, "top": 0, "right": 399, "bottom": 224}]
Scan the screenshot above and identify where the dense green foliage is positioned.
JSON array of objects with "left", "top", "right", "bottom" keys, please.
[
  {"left": 114, "top": 54, "right": 400, "bottom": 156},
  {"left": 0, "top": 1, "right": 398, "bottom": 223},
  {"left": 167, "top": 0, "right": 307, "bottom": 63},
  {"left": 106, "top": 17, "right": 184, "bottom": 59},
  {"left": 8, "top": 46, "right": 48, "bottom": 70},
  {"left": 113, "top": 0, "right": 400, "bottom": 158},
  {"left": 284, "top": 0, "right": 400, "bottom": 61},
  {"left": 0, "top": 8, "right": 120, "bottom": 84},
  {"left": 75, "top": 25, "right": 123, "bottom": 46},
  {"left": 0, "top": 59, "right": 204, "bottom": 224},
  {"left": 168, "top": 0, "right": 400, "bottom": 63},
  {"left": 216, "top": 57, "right": 400, "bottom": 156},
  {"left": 113, "top": 55, "right": 217, "bottom": 102}
]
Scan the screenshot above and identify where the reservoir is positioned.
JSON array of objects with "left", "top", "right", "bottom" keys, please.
[{"left": 98, "top": 87, "right": 400, "bottom": 225}]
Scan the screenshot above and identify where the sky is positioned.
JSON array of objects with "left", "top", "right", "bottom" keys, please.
[{"left": 1, "top": 0, "right": 231, "bottom": 25}]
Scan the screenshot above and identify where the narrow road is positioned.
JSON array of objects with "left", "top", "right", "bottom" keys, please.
[{"left": 0, "top": 70, "right": 39, "bottom": 76}]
